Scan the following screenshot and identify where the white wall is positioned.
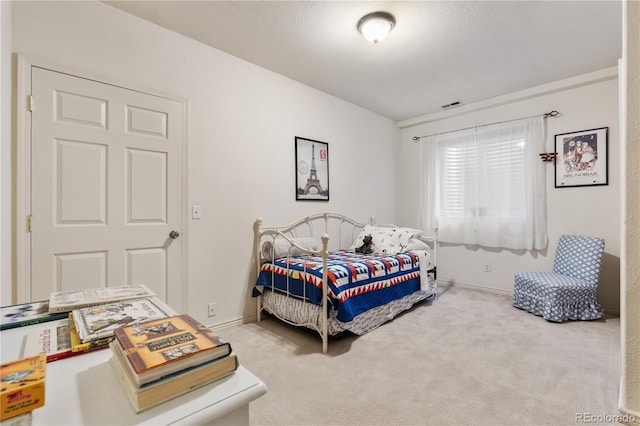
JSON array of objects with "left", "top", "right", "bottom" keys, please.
[
  {"left": 397, "top": 70, "right": 621, "bottom": 312},
  {"left": 8, "top": 0, "right": 400, "bottom": 325},
  {"left": 6, "top": 0, "right": 626, "bottom": 320}
]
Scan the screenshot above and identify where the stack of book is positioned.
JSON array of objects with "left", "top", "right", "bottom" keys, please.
[
  {"left": 21, "top": 296, "right": 177, "bottom": 362},
  {"left": 70, "top": 296, "right": 176, "bottom": 347},
  {"left": 2, "top": 286, "right": 238, "bottom": 414},
  {"left": 109, "top": 314, "right": 237, "bottom": 413},
  {"left": 1, "top": 284, "right": 157, "bottom": 333}
]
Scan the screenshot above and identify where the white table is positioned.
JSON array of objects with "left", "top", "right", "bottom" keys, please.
[{"left": 1, "top": 323, "right": 267, "bottom": 425}]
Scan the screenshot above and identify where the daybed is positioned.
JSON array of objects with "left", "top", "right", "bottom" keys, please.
[{"left": 252, "top": 213, "right": 438, "bottom": 353}]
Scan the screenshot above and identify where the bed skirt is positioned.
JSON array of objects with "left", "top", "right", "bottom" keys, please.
[{"left": 261, "top": 288, "right": 436, "bottom": 336}]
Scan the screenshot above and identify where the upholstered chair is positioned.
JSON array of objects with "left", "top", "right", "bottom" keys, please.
[{"left": 513, "top": 234, "right": 605, "bottom": 322}]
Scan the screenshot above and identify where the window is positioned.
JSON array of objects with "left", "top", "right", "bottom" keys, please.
[{"left": 420, "top": 116, "right": 547, "bottom": 250}]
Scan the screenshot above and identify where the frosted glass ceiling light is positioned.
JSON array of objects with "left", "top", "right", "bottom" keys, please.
[{"left": 357, "top": 11, "right": 395, "bottom": 44}]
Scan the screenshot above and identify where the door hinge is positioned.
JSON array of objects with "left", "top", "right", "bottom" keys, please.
[
  {"left": 27, "top": 215, "right": 33, "bottom": 232},
  {"left": 27, "top": 95, "right": 34, "bottom": 112}
]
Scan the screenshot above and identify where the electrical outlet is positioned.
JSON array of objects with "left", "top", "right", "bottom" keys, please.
[
  {"left": 207, "top": 302, "right": 217, "bottom": 317},
  {"left": 484, "top": 263, "right": 492, "bottom": 272}
]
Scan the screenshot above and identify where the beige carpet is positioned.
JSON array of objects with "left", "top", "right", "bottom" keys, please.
[{"left": 221, "top": 285, "right": 620, "bottom": 426}]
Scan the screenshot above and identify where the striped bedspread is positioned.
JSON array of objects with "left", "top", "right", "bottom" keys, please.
[{"left": 253, "top": 250, "right": 426, "bottom": 322}]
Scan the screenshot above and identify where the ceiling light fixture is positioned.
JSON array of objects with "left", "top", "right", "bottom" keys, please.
[{"left": 357, "top": 11, "right": 395, "bottom": 44}]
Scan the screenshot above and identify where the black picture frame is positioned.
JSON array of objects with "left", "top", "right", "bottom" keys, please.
[
  {"left": 554, "top": 127, "right": 608, "bottom": 188},
  {"left": 295, "top": 136, "right": 329, "bottom": 201}
]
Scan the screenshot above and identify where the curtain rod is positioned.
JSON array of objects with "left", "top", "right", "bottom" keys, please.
[{"left": 411, "top": 110, "right": 561, "bottom": 142}]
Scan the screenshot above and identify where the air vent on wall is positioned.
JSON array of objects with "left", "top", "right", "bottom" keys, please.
[{"left": 441, "top": 101, "right": 462, "bottom": 109}]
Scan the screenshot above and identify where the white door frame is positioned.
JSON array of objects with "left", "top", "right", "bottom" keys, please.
[{"left": 15, "top": 54, "right": 189, "bottom": 312}]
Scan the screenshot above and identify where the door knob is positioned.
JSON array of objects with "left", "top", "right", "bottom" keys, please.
[{"left": 169, "top": 230, "right": 180, "bottom": 239}]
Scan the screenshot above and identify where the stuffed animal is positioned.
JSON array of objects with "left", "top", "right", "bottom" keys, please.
[{"left": 355, "top": 234, "right": 374, "bottom": 254}]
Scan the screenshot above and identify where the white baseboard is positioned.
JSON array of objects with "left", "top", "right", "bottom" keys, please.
[
  {"left": 208, "top": 313, "right": 258, "bottom": 331},
  {"left": 603, "top": 305, "right": 621, "bottom": 315},
  {"left": 438, "top": 279, "right": 620, "bottom": 315},
  {"left": 437, "top": 279, "right": 512, "bottom": 296}
]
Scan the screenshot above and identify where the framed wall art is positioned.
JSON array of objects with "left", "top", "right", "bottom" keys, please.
[
  {"left": 295, "top": 136, "right": 329, "bottom": 201},
  {"left": 555, "top": 127, "right": 608, "bottom": 188}
]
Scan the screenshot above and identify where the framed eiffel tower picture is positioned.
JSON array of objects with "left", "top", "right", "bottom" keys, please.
[{"left": 295, "top": 136, "right": 329, "bottom": 201}]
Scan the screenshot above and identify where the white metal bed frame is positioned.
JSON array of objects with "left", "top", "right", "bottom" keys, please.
[{"left": 253, "top": 213, "right": 438, "bottom": 353}]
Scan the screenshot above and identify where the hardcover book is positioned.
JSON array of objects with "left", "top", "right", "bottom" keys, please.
[
  {"left": 1, "top": 301, "right": 68, "bottom": 330},
  {"left": 110, "top": 344, "right": 238, "bottom": 413},
  {"left": 0, "top": 354, "right": 46, "bottom": 421},
  {"left": 21, "top": 319, "right": 73, "bottom": 362},
  {"left": 68, "top": 312, "right": 112, "bottom": 352},
  {"left": 21, "top": 318, "right": 108, "bottom": 362},
  {"left": 72, "top": 297, "right": 176, "bottom": 343},
  {"left": 113, "top": 314, "right": 232, "bottom": 385},
  {"left": 48, "top": 283, "right": 155, "bottom": 313}
]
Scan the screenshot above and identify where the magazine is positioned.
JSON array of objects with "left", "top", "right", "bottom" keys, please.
[{"left": 48, "top": 284, "right": 155, "bottom": 313}]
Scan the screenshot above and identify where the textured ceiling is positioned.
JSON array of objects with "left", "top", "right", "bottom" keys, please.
[{"left": 104, "top": 1, "right": 622, "bottom": 122}]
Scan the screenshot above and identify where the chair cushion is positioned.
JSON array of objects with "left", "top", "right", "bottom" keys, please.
[
  {"left": 513, "top": 271, "right": 603, "bottom": 322},
  {"left": 515, "top": 271, "right": 593, "bottom": 289}
]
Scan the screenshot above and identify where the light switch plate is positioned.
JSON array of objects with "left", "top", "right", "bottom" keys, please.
[{"left": 192, "top": 205, "right": 202, "bottom": 219}]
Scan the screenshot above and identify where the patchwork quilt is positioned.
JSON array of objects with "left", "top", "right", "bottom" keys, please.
[{"left": 253, "top": 250, "right": 426, "bottom": 322}]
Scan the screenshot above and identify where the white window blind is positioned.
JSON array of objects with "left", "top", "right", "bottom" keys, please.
[{"left": 419, "top": 116, "right": 547, "bottom": 250}]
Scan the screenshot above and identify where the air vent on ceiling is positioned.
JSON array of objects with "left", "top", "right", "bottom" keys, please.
[{"left": 441, "top": 101, "right": 462, "bottom": 109}]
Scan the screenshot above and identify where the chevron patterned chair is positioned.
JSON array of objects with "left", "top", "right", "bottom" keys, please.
[{"left": 513, "top": 234, "right": 605, "bottom": 322}]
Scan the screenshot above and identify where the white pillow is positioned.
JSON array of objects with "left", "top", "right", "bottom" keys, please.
[
  {"left": 350, "top": 224, "right": 374, "bottom": 250},
  {"left": 350, "top": 225, "right": 416, "bottom": 255},
  {"left": 406, "top": 238, "right": 430, "bottom": 251},
  {"left": 398, "top": 227, "right": 424, "bottom": 237},
  {"left": 261, "top": 237, "right": 317, "bottom": 260}
]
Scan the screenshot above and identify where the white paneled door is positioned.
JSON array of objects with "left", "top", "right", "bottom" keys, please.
[{"left": 30, "top": 67, "right": 184, "bottom": 309}]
